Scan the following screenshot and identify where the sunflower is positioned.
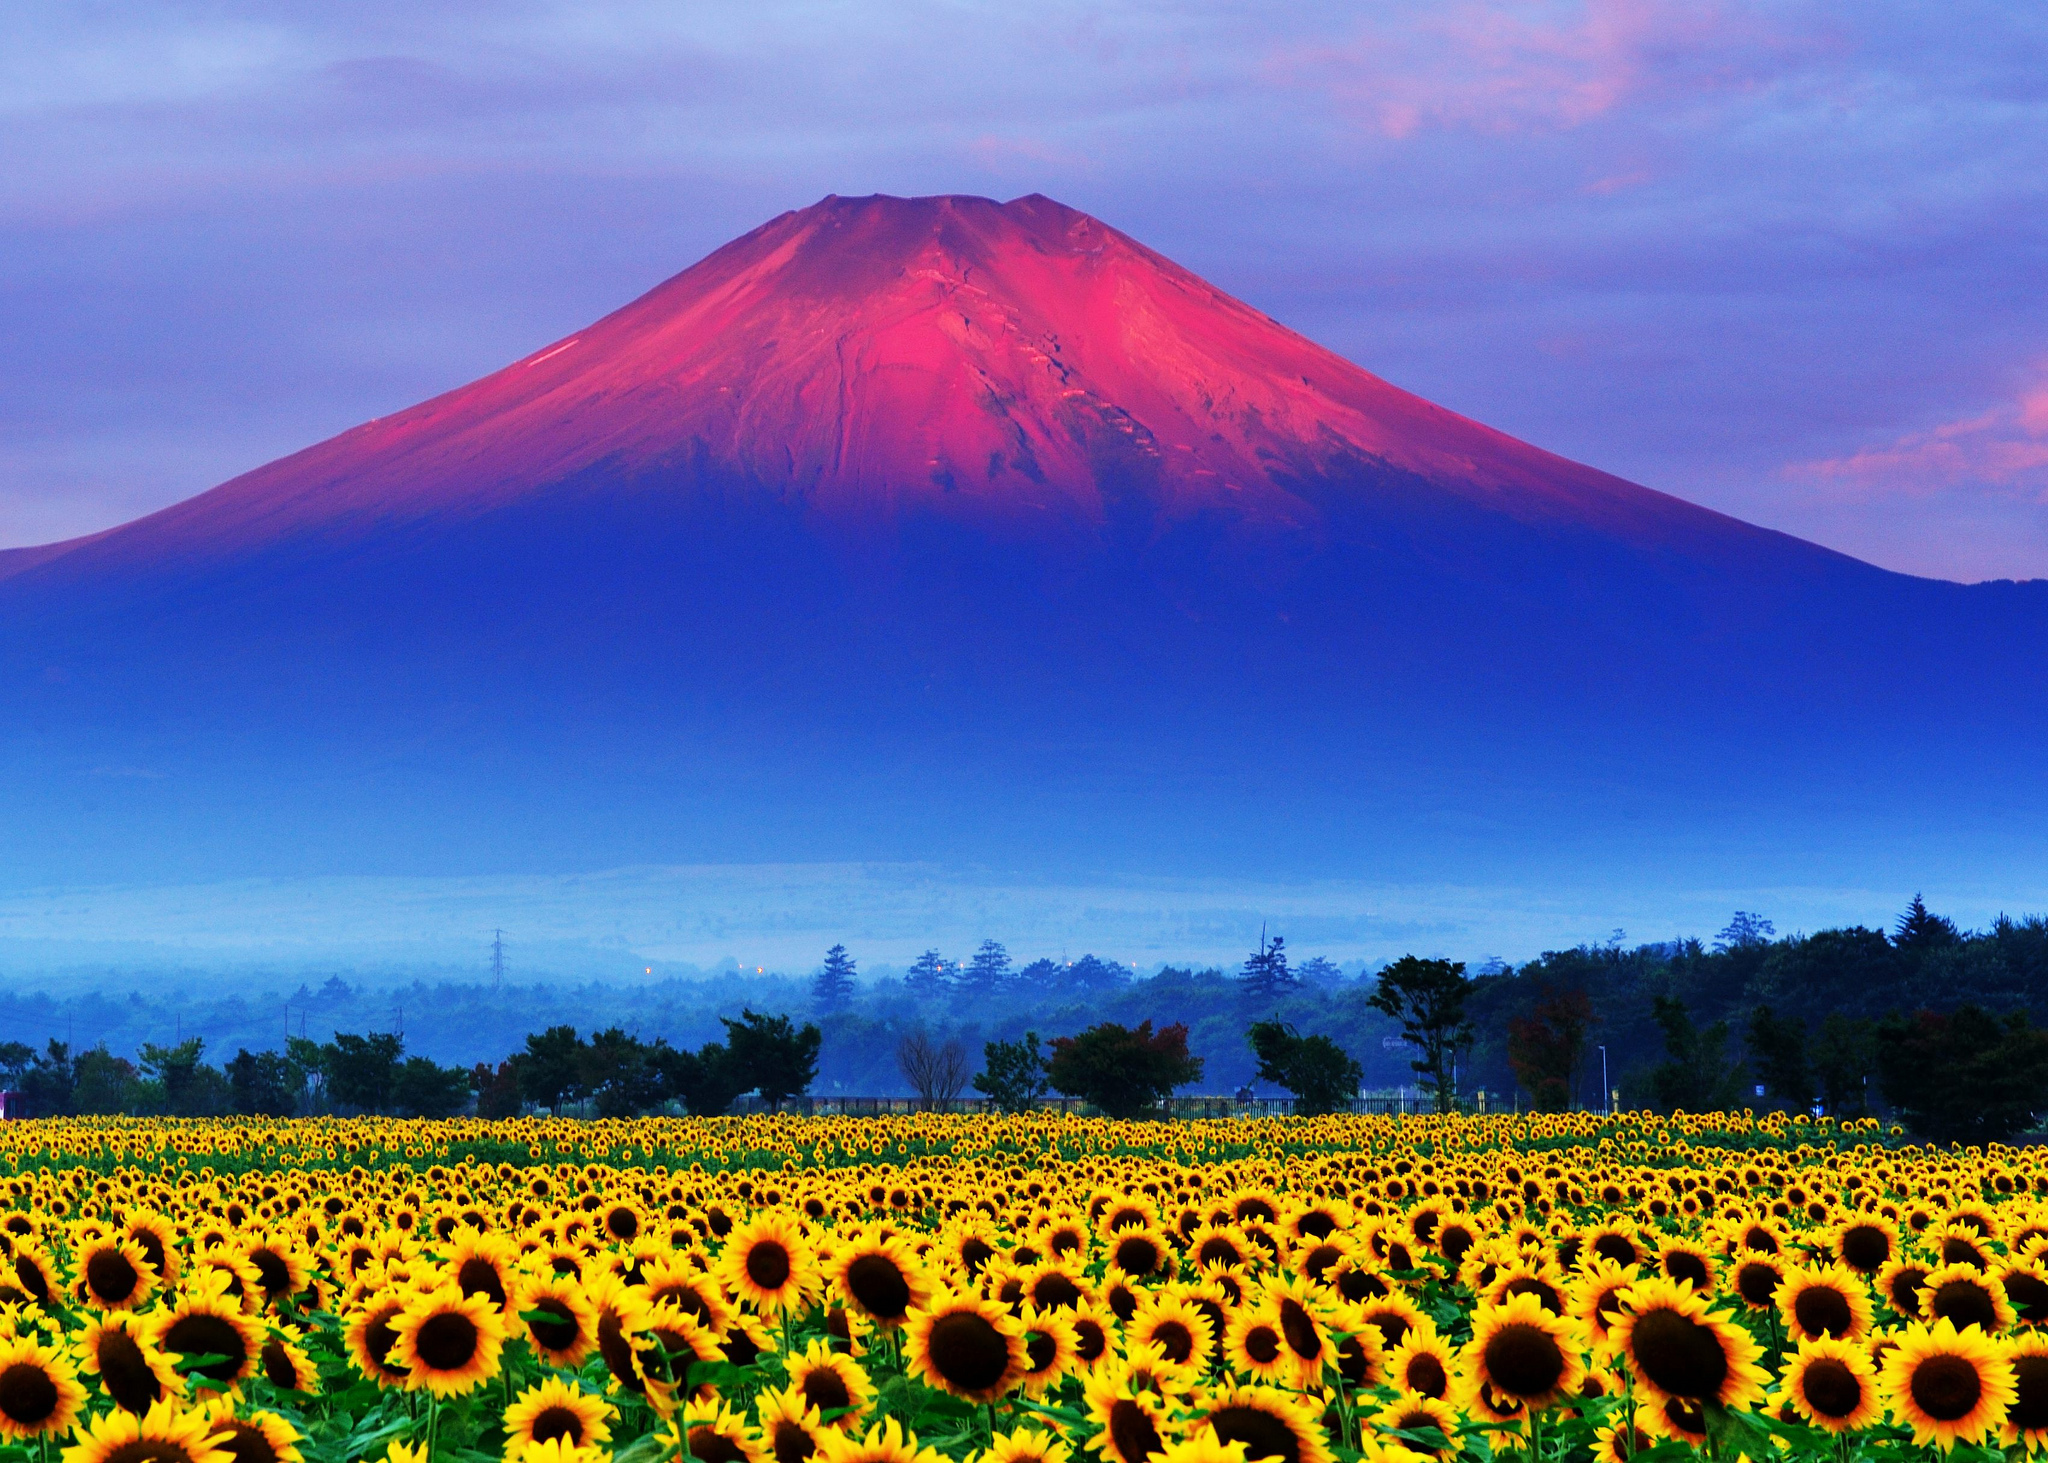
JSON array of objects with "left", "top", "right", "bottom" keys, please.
[
  {"left": 1778, "top": 1335, "right": 1882, "bottom": 1433},
  {"left": 257, "top": 1323, "right": 319, "bottom": 1396},
  {"left": 1016, "top": 1307, "right": 1079, "bottom": 1398},
  {"left": 151, "top": 1275, "right": 264, "bottom": 1393},
  {"left": 642, "top": 1260, "right": 734, "bottom": 1332},
  {"left": 75, "top": 1312, "right": 180, "bottom": 1414},
  {"left": 1654, "top": 1240, "right": 1717, "bottom": 1295},
  {"left": 668, "top": 1398, "right": 767, "bottom": 1463},
  {"left": 1257, "top": 1277, "right": 1335, "bottom": 1389},
  {"left": 1635, "top": 1392, "right": 1709, "bottom": 1447},
  {"left": 1383, "top": 1327, "right": 1452, "bottom": 1400},
  {"left": 124, "top": 1212, "right": 182, "bottom": 1288},
  {"left": 815, "top": 1416, "right": 947, "bottom": 1463},
  {"left": 1880, "top": 1258, "right": 1935, "bottom": 1320},
  {"left": 1224, "top": 1309, "right": 1292, "bottom": 1385},
  {"left": 1068, "top": 1301, "right": 1118, "bottom": 1374},
  {"left": 585, "top": 1273, "right": 656, "bottom": 1399},
  {"left": 1129, "top": 1294, "right": 1216, "bottom": 1371},
  {"left": 8, "top": 1241, "right": 60, "bottom": 1309},
  {"left": 239, "top": 1240, "right": 310, "bottom": 1311},
  {"left": 638, "top": 1302, "right": 729, "bottom": 1416},
  {"left": 1831, "top": 1216, "right": 1898, "bottom": 1277},
  {"left": 1568, "top": 1257, "right": 1637, "bottom": 1354},
  {"left": 1726, "top": 1252, "right": 1784, "bottom": 1313},
  {"left": 0, "top": 1333, "right": 86, "bottom": 1441},
  {"left": 786, "top": 1338, "right": 876, "bottom": 1431},
  {"left": 514, "top": 1274, "right": 598, "bottom": 1369},
  {"left": 826, "top": 1233, "right": 932, "bottom": 1330},
  {"left": 1611, "top": 1276, "right": 1769, "bottom": 1408},
  {"left": 73, "top": 1237, "right": 156, "bottom": 1313},
  {"left": 2000, "top": 1329, "right": 2048, "bottom": 1449},
  {"left": 445, "top": 1233, "right": 519, "bottom": 1318},
  {"left": 717, "top": 1213, "right": 818, "bottom": 1317},
  {"left": 1458, "top": 1292, "right": 1585, "bottom": 1415},
  {"left": 1019, "top": 1261, "right": 1093, "bottom": 1315},
  {"left": 198, "top": 1399, "right": 305, "bottom": 1463},
  {"left": 1370, "top": 1394, "right": 1459, "bottom": 1459},
  {"left": 389, "top": 1283, "right": 507, "bottom": 1397},
  {"left": 757, "top": 1385, "right": 829, "bottom": 1463},
  {"left": 981, "top": 1426, "right": 1074, "bottom": 1463},
  {"left": 1107, "top": 1228, "right": 1177, "bottom": 1283},
  {"left": 1590, "top": 1418, "right": 1653, "bottom": 1463},
  {"left": 905, "top": 1290, "right": 1026, "bottom": 1403},
  {"left": 1082, "top": 1368, "right": 1180, "bottom": 1463},
  {"left": 1195, "top": 1384, "right": 1335, "bottom": 1463},
  {"left": 1920, "top": 1262, "right": 2015, "bottom": 1335},
  {"left": 2004, "top": 1261, "right": 2048, "bottom": 1329},
  {"left": 1779, "top": 1262, "right": 1874, "bottom": 1342},
  {"left": 504, "top": 1375, "right": 614, "bottom": 1457},
  {"left": 343, "top": 1297, "right": 412, "bottom": 1389},
  {"left": 64, "top": 1397, "right": 234, "bottom": 1463},
  {"left": 1879, "top": 1317, "right": 2016, "bottom": 1449}
]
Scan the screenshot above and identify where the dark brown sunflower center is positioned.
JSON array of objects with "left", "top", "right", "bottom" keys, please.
[
  {"left": 1910, "top": 1353, "right": 1984, "bottom": 1422},
  {"left": 1149, "top": 1321, "right": 1195, "bottom": 1365},
  {"left": 745, "top": 1241, "right": 792, "bottom": 1291},
  {"left": 1629, "top": 1308, "right": 1729, "bottom": 1399},
  {"left": 131, "top": 1231, "right": 168, "bottom": 1276},
  {"left": 607, "top": 1209, "right": 640, "bottom": 1241},
  {"left": 2009, "top": 1274, "right": 2048, "bottom": 1326},
  {"left": 1074, "top": 1319, "right": 1108, "bottom": 1363},
  {"left": 1929, "top": 1281, "right": 1999, "bottom": 1333},
  {"left": 1798, "top": 1357, "right": 1863, "bottom": 1419},
  {"left": 723, "top": 1325, "right": 764, "bottom": 1367},
  {"left": 691, "top": 1428, "right": 750, "bottom": 1463},
  {"left": 1394, "top": 1411, "right": 1447, "bottom": 1455},
  {"left": 259, "top": 1336, "right": 303, "bottom": 1393},
  {"left": 1107, "top": 1399, "right": 1164, "bottom": 1463},
  {"left": 1206, "top": 1405, "right": 1302, "bottom": 1463},
  {"left": 597, "top": 1312, "right": 642, "bottom": 1393},
  {"left": 1032, "top": 1273, "right": 1084, "bottom": 1311},
  {"left": 1246, "top": 1325, "right": 1282, "bottom": 1365},
  {"left": 218, "top": 1419, "right": 280, "bottom": 1463},
  {"left": 531, "top": 1404, "right": 586, "bottom": 1444},
  {"left": 1113, "top": 1236, "right": 1161, "bottom": 1275},
  {"left": 1405, "top": 1352, "right": 1449, "bottom": 1398},
  {"left": 845, "top": 1255, "right": 912, "bottom": 1318},
  {"left": 1736, "top": 1263, "right": 1781, "bottom": 1307},
  {"left": 1793, "top": 1286, "right": 1854, "bottom": 1338},
  {"left": 800, "top": 1368, "right": 852, "bottom": 1413},
  {"left": 415, "top": 1311, "right": 479, "bottom": 1371},
  {"left": 526, "top": 1300, "right": 580, "bottom": 1352},
  {"left": 1888, "top": 1268, "right": 1930, "bottom": 1313},
  {"left": 250, "top": 1251, "right": 291, "bottom": 1297},
  {"left": 87, "top": 1248, "right": 142, "bottom": 1301},
  {"left": 1299, "top": 1212, "right": 1337, "bottom": 1240},
  {"left": 1942, "top": 1239, "right": 1985, "bottom": 1269},
  {"left": 959, "top": 1238, "right": 995, "bottom": 1276},
  {"left": 1664, "top": 1253, "right": 1710, "bottom": 1290},
  {"left": 1269, "top": 1299, "right": 1317, "bottom": 1361},
  {"left": 1369, "top": 1313, "right": 1410, "bottom": 1350},
  {"left": 1592, "top": 1235, "right": 1639, "bottom": 1267},
  {"left": 94, "top": 1443, "right": 201, "bottom": 1463},
  {"left": 771, "top": 1420, "right": 815, "bottom": 1463},
  {"left": 1501, "top": 1278, "right": 1564, "bottom": 1315},
  {"left": 1025, "top": 1330, "right": 1058, "bottom": 1373},
  {"left": 457, "top": 1258, "right": 507, "bottom": 1307},
  {"left": 926, "top": 1311, "right": 1011, "bottom": 1393},
  {"left": 163, "top": 1312, "right": 248, "bottom": 1382},
  {"left": 0, "top": 1361, "right": 59, "bottom": 1426},
  {"left": 1839, "top": 1226, "right": 1889, "bottom": 1272},
  {"left": 1483, "top": 1322, "right": 1567, "bottom": 1398},
  {"left": 98, "top": 1328, "right": 164, "bottom": 1412},
  {"left": 13, "top": 1255, "right": 51, "bottom": 1302},
  {"left": 2010, "top": 1355, "right": 2048, "bottom": 1432}
]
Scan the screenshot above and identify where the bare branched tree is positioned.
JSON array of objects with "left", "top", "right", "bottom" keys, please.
[{"left": 897, "top": 1029, "right": 970, "bottom": 1111}]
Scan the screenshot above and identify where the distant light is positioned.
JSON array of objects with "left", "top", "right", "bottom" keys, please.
[{"left": 645, "top": 967, "right": 652, "bottom": 974}]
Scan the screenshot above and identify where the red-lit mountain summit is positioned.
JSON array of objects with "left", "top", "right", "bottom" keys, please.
[{"left": 1, "top": 194, "right": 2041, "bottom": 887}]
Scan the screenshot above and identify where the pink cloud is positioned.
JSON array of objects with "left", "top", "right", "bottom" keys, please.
[
  {"left": 1788, "top": 371, "right": 2048, "bottom": 503},
  {"left": 1267, "top": 0, "right": 1831, "bottom": 139}
]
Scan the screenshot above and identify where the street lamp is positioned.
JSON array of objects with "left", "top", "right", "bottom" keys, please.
[{"left": 1599, "top": 1045, "right": 1609, "bottom": 1116}]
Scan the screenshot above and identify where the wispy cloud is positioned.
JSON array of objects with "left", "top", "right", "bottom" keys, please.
[{"left": 1788, "top": 369, "right": 2048, "bottom": 503}]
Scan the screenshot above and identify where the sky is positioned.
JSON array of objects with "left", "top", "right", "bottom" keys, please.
[{"left": 2, "top": 2, "right": 2046, "bottom": 582}]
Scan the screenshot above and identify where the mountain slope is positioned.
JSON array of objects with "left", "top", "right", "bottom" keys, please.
[{"left": 1, "top": 193, "right": 2041, "bottom": 891}]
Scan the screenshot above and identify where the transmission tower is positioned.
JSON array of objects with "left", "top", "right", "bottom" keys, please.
[{"left": 491, "top": 929, "right": 506, "bottom": 988}]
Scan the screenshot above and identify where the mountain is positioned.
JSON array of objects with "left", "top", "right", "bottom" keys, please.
[{"left": 1, "top": 193, "right": 2043, "bottom": 894}]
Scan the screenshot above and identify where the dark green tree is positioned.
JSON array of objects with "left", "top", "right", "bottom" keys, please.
[
  {"left": 18, "top": 1040, "right": 75, "bottom": 1117},
  {"left": 722, "top": 1009, "right": 822, "bottom": 1109},
  {"left": 813, "top": 945, "right": 858, "bottom": 1012},
  {"left": 1646, "top": 997, "right": 1747, "bottom": 1112},
  {"left": 1746, "top": 1005, "right": 1814, "bottom": 1112},
  {"left": 1369, "top": 956, "right": 1475, "bottom": 1113},
  {"left": 391, "top": 1055, "right": 472, "bottom": 1118},
  {"left": 517, "top": 1026, "right": 587, "bottom": 1115},
  {"left": 1046, "top": 1020, "right": 1203, "bottom": 1119},
  {"left": 583, "top": 1028, "right": 671, "bottom": 1117},
  {"left": 1246, "top": 1020, "right": 1362, "bottom": 1115},
  {"left": 974, "top": 1032, "right": 1049, "bottom": 1113},
  {"left": 227, "top": 1049, "right": 301, "bottom": 1116},
  {"left": 73, "top": 1047, "right": 140, "bottom": 1115},
  {"left": 659, "top": 1041, "right": 748, "bottom": 1117},
  {"left": 905, "top": 949, "right": 951, "bottom": 999},
  {"left": 961, "top": 940, "right": 1013, "bottom": 999},
  {"left": 0, "top": 1042, "right": 33, "bottom": 1091},
  {"left": 140, "top": 1038, "right": 216, "bottom": 1116},
  {"left": 324, "top": 1032, "right": 403, "bottom": 1114},
  {"left": 1812, "top": 1013, "right": 1876, "bottom": 1118},
  {"left": 1894, "top": 895, "right": 1960, "bottom": 953},
  {"left": 1876, "top": 1005, "right": 2048, "bottom": 1144},
  {"left": 471, "top": 1058, "right": 524, "bottom": 1118}
]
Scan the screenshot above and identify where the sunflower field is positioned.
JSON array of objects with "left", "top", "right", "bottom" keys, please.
[{"left": 0, "top": 1110, "right": 2044, "bottom": 1463}]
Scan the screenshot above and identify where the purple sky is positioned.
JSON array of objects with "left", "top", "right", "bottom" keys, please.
[{"left": 4, "top": 1, "right": 2045, "bottom": 581}]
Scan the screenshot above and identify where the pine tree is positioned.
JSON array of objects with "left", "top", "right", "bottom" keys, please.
[
  {"left": 905, "top": 949, "right": 950, "bottom": 999},
  {"left": 961, "top": 940, "right": 1012, "bottom": 998},
  {"left": 812, "top": 944, "right": 857, "bottom": 1011},
  {"left": 1239, "top": 929, "right": 1296, "bottom": 1003},
  {"left": 1894, "top": 894, "right": 1959, "bottom": 952}
]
